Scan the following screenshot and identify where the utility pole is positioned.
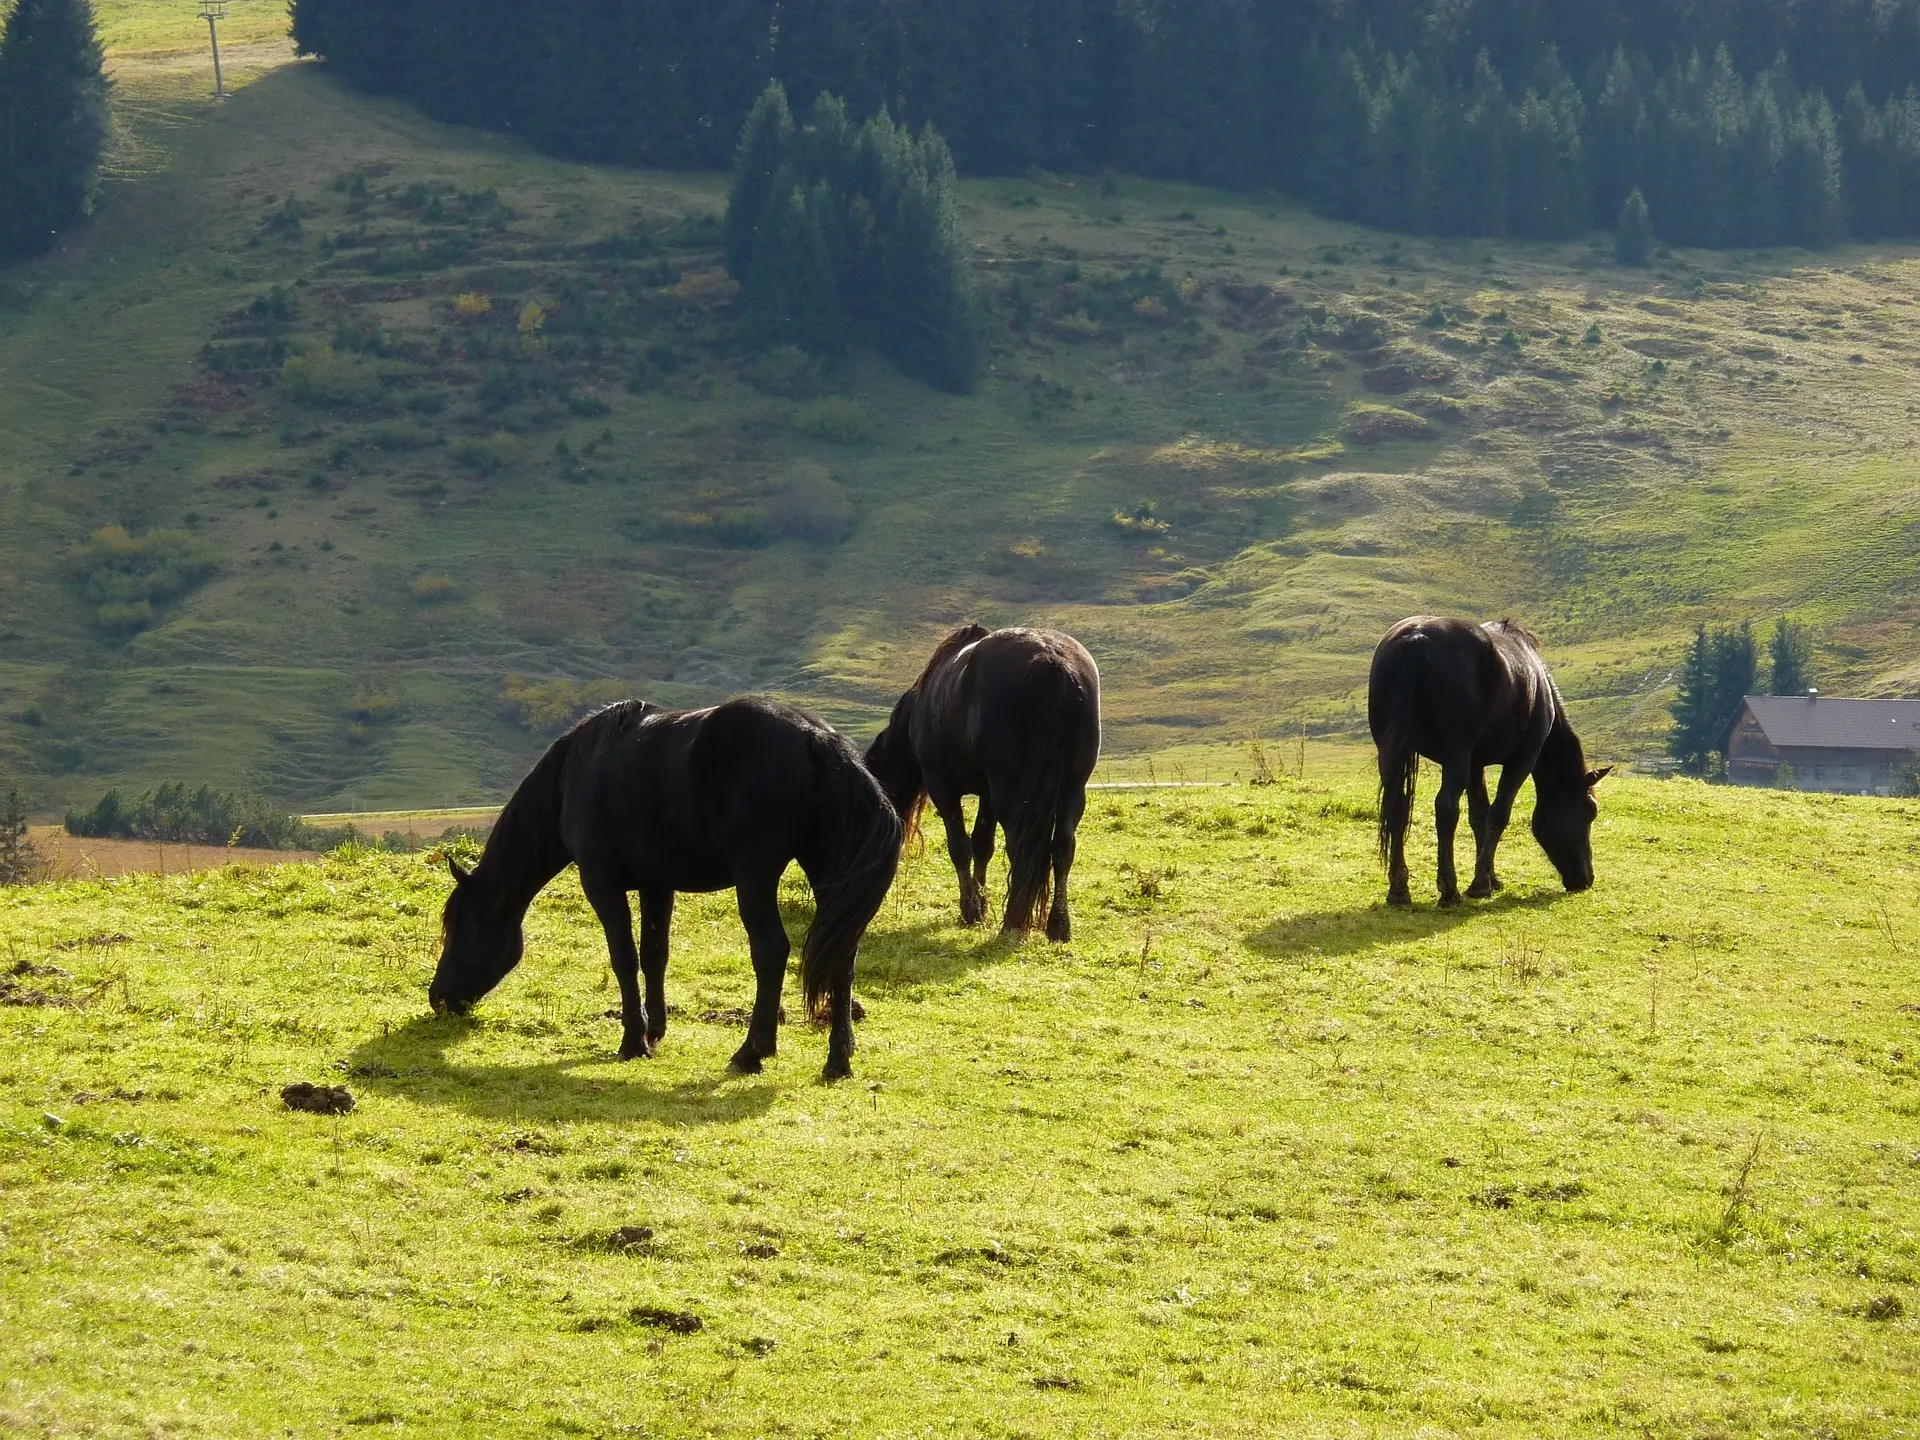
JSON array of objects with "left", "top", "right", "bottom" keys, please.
[{"left": 201, "top": 0, "right": 227, "bottom": 99}]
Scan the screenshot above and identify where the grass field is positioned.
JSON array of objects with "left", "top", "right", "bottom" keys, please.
[
  {"left": 3, "top": 769, "right": 1917, "bottom": 1436},
  {"left": 8, "top": 11, "right": 1920, "bottom": 811}
]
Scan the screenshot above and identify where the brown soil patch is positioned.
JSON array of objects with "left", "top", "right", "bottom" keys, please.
[{"left": 26, "top": 827, "right": 316, "bottom": 880}]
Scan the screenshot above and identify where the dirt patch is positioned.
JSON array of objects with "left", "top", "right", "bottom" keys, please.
[
  {"left": 1344, "top": 406, "right": 1436, "bottom": 444},
  {"left": 628, "top": 1306, "right": 702, "bottom": 1334},
  {"left": 281, "top": 1082, "right": 355, "bottom": 1116},
  {"left": 29, "top": 827, "right": 316, "bottom": 880}
]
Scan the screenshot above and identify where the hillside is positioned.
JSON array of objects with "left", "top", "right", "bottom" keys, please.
[
  {"left": 3, "top": 774, "right": 1918, "bottom": 1434},
  {"left": 7, "top": 15, "right": 1920, "bottom": 808}
]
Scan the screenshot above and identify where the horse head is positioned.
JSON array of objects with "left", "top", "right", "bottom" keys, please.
[
  {"left": 429, "top": 855, "right": 525, "bottom": 1015},
  {"left": 1530, "top": 764, "right": 1612, "bottom": 892}
]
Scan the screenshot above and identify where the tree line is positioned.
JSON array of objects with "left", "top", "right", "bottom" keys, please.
[
  {"left": 1668, "top": 617, "right": 1813, "bottom": 775},
  {"left": 287, "top": 0, "right": 1920, "bottom": 250},
  {"left": 0, "top": 0, "right": 110, "bottom": 262}
]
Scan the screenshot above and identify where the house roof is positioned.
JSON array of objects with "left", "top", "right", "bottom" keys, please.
[{"left": 1741, "top": 695, "right": 1920, "bottom": 751}]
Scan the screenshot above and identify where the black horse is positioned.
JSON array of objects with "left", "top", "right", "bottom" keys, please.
[
  {"left": 429, "top": 697, "right": 901, "bottom": 1080},
  {"left": 1370, "top": 616, "right": 1611, "bottom": 907},
  {"left": 865, "top": 624, "right": 1101, "bottom": 941}
]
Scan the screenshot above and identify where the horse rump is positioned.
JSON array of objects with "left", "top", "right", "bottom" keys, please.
[
  {"left": 1370, "top": 635, "right": 1423, "bottom": 867},
  {"left": 1000, "top": 668, "right": 1091, "bottom": 935},
  {"left": 798, "top": 733, "right": 903, "bottom": 1022}
]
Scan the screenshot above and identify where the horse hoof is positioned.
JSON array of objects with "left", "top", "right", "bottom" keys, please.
[
  {"left": 1465, "top": 881, "right": 1494, "bottom": 901},
  {"left": 1490, "top": 875, "right": 1505, "bottom": 892},
  {"left": 728, "top": 1048, "right": 764, "bottom": 1075},
  {"left": 1046, "top": 917, "right": 1071, "bottom": 944},
  {"left": 821, "top": 1055, "right": 852, "bottom": 1082},
  {"left": 1437, "top": 892, "right": 1461, "bottom": 909},
  {"left": 1386, "top": 890, "right": 1413, "bottom": 909},
  {"left": 618, "top": 1036, "right": 654, "bottom": 1061}
]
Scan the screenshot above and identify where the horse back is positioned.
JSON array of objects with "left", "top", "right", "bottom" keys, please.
[{"left": 1370, "top": 616, "right": 1556, "bottom": 765}]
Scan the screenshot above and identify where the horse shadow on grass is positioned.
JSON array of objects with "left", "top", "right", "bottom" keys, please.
[
  {"left": 855, "top": 917, "right": 1024, "bottom": 992},
  {"left": 344, "top": 1014, "right": 781, "bottom": 1127},
  {"left": 1246, "top": 887, "right": 1569, "bottom": 960}
]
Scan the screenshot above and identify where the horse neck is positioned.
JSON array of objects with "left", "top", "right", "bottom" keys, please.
[
  {"left": 870, "top": 692, "right": 927, "bottom": 816},
  {"left": 1534, "top": 707, "right": 1588, "bottom": 797},
  {"left": 475, "top": 746, "right": 572, "bottom": 918}
]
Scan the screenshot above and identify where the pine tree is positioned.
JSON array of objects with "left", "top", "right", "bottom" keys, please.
[
  {"left": 0, "top": 786, "right": 37, "bottom": 886},
  {"left": 1708, "top": 621, "right": 1758, "bottom": 753},
  {"left": 745, "top": 176, "right": 846, "bottom": 356},
  {"left": 1781, "top": 92, "right": 1845, "bottom": 248},
  {"left": 724, "top": 82, "right": 796, "bottom": 282},
  {"left": 0, "top": 0, "right": 111, "bottom": 262},
  {"left": 875, "top": 124, "right": 981, "bottom": 392},
  {"left": 1615, "top": 186, "right": 1653, "bottom": 264},
  {"left": 1668, "top": 625, "right": 1716, "bottom": 773},
  {"left": 1768, "top": 617, "right": 1814, "bottom": 694}
]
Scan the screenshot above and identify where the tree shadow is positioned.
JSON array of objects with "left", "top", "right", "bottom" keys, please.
[
  {"left": 344, "top": 1014, "right": 783, "bottom": 1126},
  {"left": 1246, "top": 888, "right": 1570, "bottom": 960}
]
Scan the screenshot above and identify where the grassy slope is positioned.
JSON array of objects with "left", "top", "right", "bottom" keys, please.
[
  {"left": 7, "top": 10, "right": 1920, "bottom": 810},
  {"left": 2, "top": 772, "right": 1918, "bottom": 1436}
]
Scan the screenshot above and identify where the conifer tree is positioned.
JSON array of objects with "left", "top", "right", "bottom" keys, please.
[
  {"left": 1709, "top": 622, "right": 1758, "bottom": 753},
  {"left": 1615, "top": 187, "right": 1653, "bottom": 264},
  {"left": 0, "top": 0, "right": 110, "bottom": 262},
  {"left": 745, "top": 174, "right": 846, "bottom": 355},
  {"left": 1668, "top": 626, "right": 1716, "bottom": 773},
  {"left": 1768, "top": 618, "right": 1814, "bottom": 695},
  {"left": 725, "top": 83, "right": 796, "bottom": 282},
  {"left": 875, "top": 125, "right": 981, "bottom": 392},
  {"left": 0, "top": 786, "right": 37, "bottom": 886}
]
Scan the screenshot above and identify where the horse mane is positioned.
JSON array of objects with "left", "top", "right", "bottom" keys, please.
[
  {"left": 912, "top": 622, "right": 991, "bottom": 693},
  {"left": 1489, "top": 616, "right": 1541, "bottom": 651}
]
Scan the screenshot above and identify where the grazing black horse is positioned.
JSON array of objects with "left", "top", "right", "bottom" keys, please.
[
  {"left": 865, "top": 624, "right": 1101, "bottom": 941},
  {"left": 429, "top": 697, "right": 901, "bottom": 1080},
  {"left": 1370, "top": 616, "right": 1611, "bottom": 907}
]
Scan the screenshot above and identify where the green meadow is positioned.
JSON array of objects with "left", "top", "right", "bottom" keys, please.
[{"left": 3, "top": 767, "right": 1917, "bottom": 1437}]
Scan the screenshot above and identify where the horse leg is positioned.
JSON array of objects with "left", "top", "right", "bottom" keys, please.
[
  {"left": 1434, "top": 762, "right": 1469, "bottom": 907},
  {"left": 930, "top": 785, "right": 984, "bottom": 925},
  {"left": 1465, "top": 770, "right": 1497, "bottom": 899},
  {"left": 581, "top": 872, "right": 650, "bottom": 1060},
  {"left": 1380, "top": 752, "right": 1413, "bottom": 908},
  {"left": 639, "top": 888, "right": 673, "bottom": 1046},
  {"left": 969, "top": 793, "right": 996, "bottom": 895},
  {"left": 729, "top": 877, "right": 790, "bottom": 1075},
  {"left": 1472, "top": 766, "right": 1528, "bottom": 898},
  {"left": 1045, "top": 787, "right": 1086, "bottom": 943}
]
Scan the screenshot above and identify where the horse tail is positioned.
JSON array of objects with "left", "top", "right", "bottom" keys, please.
[
  {"left": 799, "top": 734, "right": 904, "bottom": 1022},
  {"left": 1001, "top": 669, "right": 1086, "bottom": 935},
  {"left": 1374, "top": 640, "right": 1422, "bottom": 868}
]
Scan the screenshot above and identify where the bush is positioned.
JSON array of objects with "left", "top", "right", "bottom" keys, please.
[
  {"left": 499, "top": 676, "right": 630, "bottom": 734},
  {"left": 793, "top": 398, "right": 872, "bottom": 444},
  {"left": 746, "top": 344, "right": 829, "bottom": 398},
  {"left": 281, "top": 345, "right": 384, "bottom": 406},
  {"left": 67, "top": 525, "right": 216, "bottom": 634},
  {"left": 64, "top": 782, "right": 321, "bottom": 850},
  {"left": 409, "top": 573, "right": 460, "bottom": 603}
]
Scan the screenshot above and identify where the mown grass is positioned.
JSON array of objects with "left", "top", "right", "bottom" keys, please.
[
  {"left": 3, "top": 770, "right": 1917, "bottom": 1436},
  {"left": 8, "top": 14, "right": 1920, "bottom": 811}
]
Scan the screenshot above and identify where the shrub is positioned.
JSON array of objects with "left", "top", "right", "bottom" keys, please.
[
  {"left": 499, "top": 676, "right": 630, "bottom": 734},
  {"left": 793, "top": 398, "right": 872, "bottom": 444},
  {"left": 453, "top": 291, "right": 492, "bottom": 318},
  {"left": 772, "top": 467, "right": 854, "bottom": 543},
  {"left": 281, "top": 344, "right": 383, "bottom": 407},
  {"left": 67, "top": 525, "right": 216, "bottom": 633},
  {"left": 64, "top": 782, "right": 321, "bottom": 850},
  {"left": 409, "top": 573, "right": 460, "bottom": 603}
]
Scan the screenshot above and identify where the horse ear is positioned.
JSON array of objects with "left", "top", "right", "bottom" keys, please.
[
  {"left": 448, "top": 855, "right": 473, "bottom": 884},
  {"left": 1587, "top": 766, "right": 1614, "bottom": 788}
]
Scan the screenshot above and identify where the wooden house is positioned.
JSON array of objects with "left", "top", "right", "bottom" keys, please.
[{"left": 1726, "top": 695, "right": 1920, "bottom": 795}]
